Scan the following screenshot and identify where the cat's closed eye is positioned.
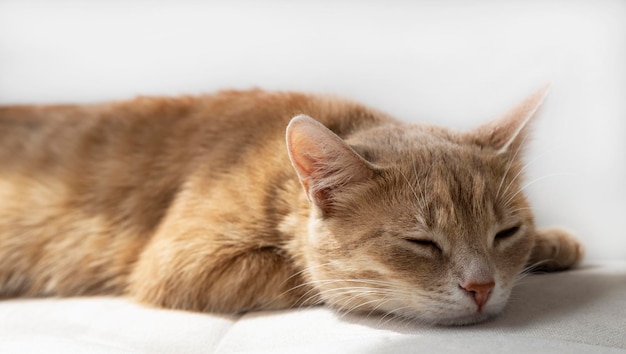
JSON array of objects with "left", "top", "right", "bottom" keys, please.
[
  {"left": 495, "top": 225, "right": 521, "bottom": 240},
  {"left": 404, "top": 238, "right": 442, "bottom": 252}
]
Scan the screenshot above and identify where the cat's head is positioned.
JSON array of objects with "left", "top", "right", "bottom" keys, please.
[{"left": 286, "top": 85, "right": 550, "bottom": 325}]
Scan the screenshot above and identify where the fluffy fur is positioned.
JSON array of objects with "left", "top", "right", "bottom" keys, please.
[{"left": 0, "top": 87, "right": 582, "bottom": 325}]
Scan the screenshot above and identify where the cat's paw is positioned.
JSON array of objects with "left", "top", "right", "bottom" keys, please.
[{"left": 527, "top": 228, "right": 584, "bottom": 272}]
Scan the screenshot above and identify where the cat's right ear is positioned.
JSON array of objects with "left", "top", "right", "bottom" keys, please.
[
  {"left": 473, "top": 83, "right": 551, "bottom": 155},
  {"left": 286, "top": 115, "right": 374, "bottom": 215}
]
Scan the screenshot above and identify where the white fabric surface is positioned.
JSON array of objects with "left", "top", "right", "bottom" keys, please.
[{"left": 1, "top": 261, "right": 624, "bottom": 353}]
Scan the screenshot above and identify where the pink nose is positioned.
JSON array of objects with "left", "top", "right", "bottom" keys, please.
[{"left": 460, "top": 281, "right": 495, "bottom": 311}]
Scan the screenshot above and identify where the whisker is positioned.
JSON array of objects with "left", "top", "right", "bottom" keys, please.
[
  {"left": 495, "top": 132, "right": 529, "bottom": 200},
  {"left": 514, "top": 259, "right": 554, "bottom": 286},
  {"left": 324, "top": 290, "right": 379, "bottom": 317},
  {"left": 278, "top": 262, "right": 337, "bottom": 288},
  {"left": 294, "top": 277, "right": 411, "bottom": 289},
  {"left": 382, "top": 305, "right": 417, "bottom": 326},
  {"left": 507, "top": 207, "right": 534, "bottom": 214},
  {"left": 366, "top": 296, "right": 394, "bottom": 318},
  {"left": 337, "top": 296, "right": 388, "bottom": 318},
  {"left": 502, "top": 172, "right": 574, "bottom": 207},
  {"left": 396, "top": 166, "right": 426, "bottom": 214},
  {"left": 289, "top": 278, "right": 411, "bottom": 309},
  {"left": 272, "top": 262, "right": 338, "bottom": 306},
  {"left": 413, "top": 160, "right": 430, "bottom": 213},
  {"left": 279, "top": 264, "right": 409, "bottom": 299},
  {"left": 499, "top": 145, "right": 564, "bottom": 202}
]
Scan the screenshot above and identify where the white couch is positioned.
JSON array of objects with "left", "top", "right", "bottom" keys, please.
[
  {"left": 1, "top": 1, "right": 624, "bottom": 353},
  {"left": 2, "top": 261, "right": 625, "bottom": 353}
]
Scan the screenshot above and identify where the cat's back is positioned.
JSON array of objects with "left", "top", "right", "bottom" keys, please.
[
  {"left": 0, "top": 89, "right": 382, "bottom": 166},
  {"left": 0, "top": 91, "right": 271, "bottom": 167},
  {"left": 0, "top": 89, "right": 385, "bottom": 208},
  {"left": 0, "top": 89, "right": 390, "bottom": 297}
]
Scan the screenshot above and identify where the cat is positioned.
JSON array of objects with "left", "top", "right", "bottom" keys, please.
[{"left": 0, "top": 85, "right": 583, "bottom": 325}]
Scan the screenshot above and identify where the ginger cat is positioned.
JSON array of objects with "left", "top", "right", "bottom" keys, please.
[{"left": 0, "top": 86, "right": 582, "bottom": 325}]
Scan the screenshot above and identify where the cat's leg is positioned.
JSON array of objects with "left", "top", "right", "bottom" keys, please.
[
  {"left": 527, "top": 228, "right": 584, "bottom": 272},
  {"left": 126, "top": 230, "right": 315, "bottom": 314}
]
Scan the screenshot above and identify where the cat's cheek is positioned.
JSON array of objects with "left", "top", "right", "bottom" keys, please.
[
  {"left": 495, "top": 233, "right": 534, "bottom": 275},
  {"left": 305, "top": 215, "right": 345, "bottom": 255}
]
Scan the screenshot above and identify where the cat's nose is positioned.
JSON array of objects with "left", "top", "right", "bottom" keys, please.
[{"left": 459, "top": 281, "right": 495, "bottom": 311}]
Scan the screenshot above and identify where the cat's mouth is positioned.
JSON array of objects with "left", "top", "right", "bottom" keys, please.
[{"left": 429, "top": 296, "right": 508, "bottom": 326}]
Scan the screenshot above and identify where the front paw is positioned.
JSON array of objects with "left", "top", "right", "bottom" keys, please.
[{"left": 527, "top": 228, "right": 584, "bottom": 272}]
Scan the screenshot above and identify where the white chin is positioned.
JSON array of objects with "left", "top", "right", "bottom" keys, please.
[{"left": 395, "top": 307, "right": 500, "bottom": 326}]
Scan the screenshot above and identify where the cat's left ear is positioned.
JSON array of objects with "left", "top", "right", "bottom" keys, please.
[
  {"left": 286, "top": 114, "right": 375, "bottom": 215},
  {"left": 473, "top": 83, "right": 551, "bottom": 155}
]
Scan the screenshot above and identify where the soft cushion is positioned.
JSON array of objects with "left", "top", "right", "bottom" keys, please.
[{"left": 1, "top": 261, "right": 624, "bottom": 353}]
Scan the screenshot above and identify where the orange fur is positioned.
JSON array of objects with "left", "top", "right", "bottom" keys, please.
[{"left": 0, "top": 88, "right": 582, "bottom": 324}]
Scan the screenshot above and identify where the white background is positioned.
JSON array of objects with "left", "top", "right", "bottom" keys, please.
[{"left": 1, "top": 0, "right": 624, "bottom": 260}]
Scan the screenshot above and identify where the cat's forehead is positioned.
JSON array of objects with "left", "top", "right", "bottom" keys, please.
[
  {"left": 358, "top": 128, "right": 515, "bottom": 227},
  {"left": 347, "top": 122, "right": 453, "bottom": 146},
  {"left": 348, "top": 123, "right": 492, "bottom": 167},
  {"left": 343, "top": 123, "right": 525, "bottom": 228}
]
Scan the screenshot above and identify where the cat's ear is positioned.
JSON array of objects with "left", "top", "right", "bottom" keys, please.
[
  {"left": 286, "top": 114, "right": 374, "bottom": 215},
  {"left": 473, "top": 83, "right": 551, "bottom": 155}
]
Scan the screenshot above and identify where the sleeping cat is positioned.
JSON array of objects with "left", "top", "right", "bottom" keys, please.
[{"left": 0, "top": 85, "right": 582, "bottom": 325}]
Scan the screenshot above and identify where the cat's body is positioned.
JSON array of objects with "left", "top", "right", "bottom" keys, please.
[{"left": 0, "top": 88, "right": 582, "bottom": 325}]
